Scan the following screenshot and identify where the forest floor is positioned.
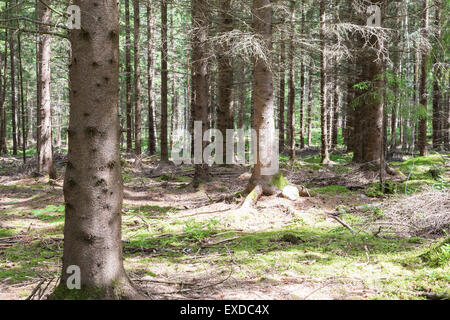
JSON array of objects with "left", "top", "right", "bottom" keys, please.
[{"left": 0, "top": 148, "right": 449, "bottom": 300}]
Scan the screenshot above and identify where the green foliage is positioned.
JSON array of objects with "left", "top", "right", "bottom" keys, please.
[
  {"left": 184, "top": 219, "right": 219, "bottom": 242},
  {"left": 309, "top": 185, "right": 351, "bottom": 196},
  {"left": 420, "top": 237, "right": 450, "bottom": 268},
  {"left": 270, "top": 173, "right": 290, "bottom": 190},
  {"left": 31, "top": 205, "right": 65, "bottom": 222}
]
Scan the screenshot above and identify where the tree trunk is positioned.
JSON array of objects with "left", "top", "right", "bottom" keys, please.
[
  {"left": 160, "top": 0, "right": 169, "bottom": 162},
  {"left": 55, "top": 0, "right": 143, "bottom": 300},
  {"left": 18, "top": 34, "right": 26, "bottom": 163},
  {"left": 320, "top": 0, "right": 329, "bottom": 163},
  {"left": 191, "top": 0, "right": 210, "bottom": 183},
  {"left": 133, "top": 0, "right": 142, "bottom": 155},
  {"left": 287, "top": 0, "right": 296, "bottom": 160},
  {"left": 332, "top": 64, "right": 339, "bottom": 149},
  {"left": 37, "top": 0, "right": 55, "bottom": 178},
  {"left": 217, "top": 0, "right": 234, "bottom": 164},
  {"left": 0, "top": 30, "right": 7, "bottom": 155},
  {"left": 125, "top": 0, "right": 133, "bottom": 152},
  {"left": 278, "top": 37, "right": 285, "bottom": 153},
  {"left": 306, "top": 58, "right": 313, "bottom": 147},
  {"left": 247, "top": 0, "right": 278, "bottom": 194},
  {"left": 146, "top": 1, "right": 156, "bottom": 155},
  {"left": 10, "top": 22, "right": 18, "bottom": 156},
  {"left": 432, "top": 0, "right": 442, "bottom": 150},
  {"left": 299, "top": 3, "right": 305, "bottom": 150},
  {"left": 418, "top": 0, "right": 429, "bottom": 156}
]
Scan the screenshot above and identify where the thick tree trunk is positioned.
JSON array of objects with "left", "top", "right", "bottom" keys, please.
[
  {"left": 133, "top": 0, "right": 142, "bottom": 155},
  {"left": 125, "top": 0, "right": 133, "bottom": 152},
  {"left": 418, "top": 0, "right": 429, "bottom": 156},
  {"left": 247, "top": 0, "right": 278, "bottom": 194},
  {"left": 37, "top": 0, "right": 55, "bottom": 178},
  {"left": 147, "top": 1, "right": 156, "bottom": 155},
  {"left": 160, "top": 0, "right": 169, "bottom": 162},
  {"left": 191, "top": 0, "right": 210, "bottom": 183},
  {"left": 217, "top": 0, "right": 234, "bottom": 164},
  {"left": 55, "top": 0, "right": 143, "bottom": 300}
]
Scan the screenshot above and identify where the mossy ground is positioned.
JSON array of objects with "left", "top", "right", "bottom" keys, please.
[{"left": 0, "top": 151, "right": 449, "bottom": 299}]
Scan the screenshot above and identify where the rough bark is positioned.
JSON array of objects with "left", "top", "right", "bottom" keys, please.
[
  {"left": 299, "top": 3, "right": 305, "bottom": 149},
  {"left": 217, "top": 0, "right": 234, "bottom": 164},
  {"left": 37, "top": 0, "right": 55, "bottom": 178},
  {"left": 191, "top": 0, "right": 210, "bottom": 183},
  {"left": 0, "top": 30, "right": 7, "bottom": 155},
  {"left": 160, "top": 0, "right": 169, "bottom": 162},
  {"left": 320, "top": 0, "right": 329, "bottom": 163},
  {"left": 125, "top": 0, "right": 133, "bottom": 152},
  {"left": 133, "top": 0, "right": 142, "bottom": 155},
  {"left": 432, "top": 0, "right": 442, "bottom": 150},
  {"left": 10, "top": 20, "right": 17, "bottom": 156},
  {"left": 147, "top": 1, "right": 156, "bottom": 155},
  {"left": 278, "top": 39, "right": 285, "bottom": 153},
  {"left": 418, "top": 0, "right": 429, "bottom": 156},
  {"left": 287, "top": 0, "right": 296, "bottom": 160},
  {"left": 55, "top": 0, "right": 144, "bottom": 300},
  {"left": 306, "top": 58, "right": 313, "bottom": 147},
  {"left": 247, "top": 0, "right": 279, "bottom": 194}
]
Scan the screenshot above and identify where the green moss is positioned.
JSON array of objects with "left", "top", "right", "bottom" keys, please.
[
  {"left": 309, "top": 185, "right": 351, "bottom": 196},
  {"left": 270, "top": 173, "right": 290, "bottom": 190},
  {"left": 420, "top": 237, "right": 450, "bottom": 268},
  {"left": 50, "top": 284, "right": 106, "bottom": 300}
]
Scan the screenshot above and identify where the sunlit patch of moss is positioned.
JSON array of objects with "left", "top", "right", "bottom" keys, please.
[
  {"left": 394, "top": 154, "right": 447, "bottom": 181},
  {"left": 126, "top": 204, "right": 178, "bottom": 218},
  {"left": 419, "top": 237, "right": 450, "bottom": 268},
  {"left": 309, "top": 185, "right": 351, "bottom": 196},
  {"left": 0, "top": 228, "right": 19, "bottom": 238},
  {"left": 30, "top": 205, "right": 65, "bottom": 222},
  {"left": 122, "top": 173, "right": 133, "bottom": 182},
  {"left": 0, "top": 243, "right": 60, "bottom": 284}
]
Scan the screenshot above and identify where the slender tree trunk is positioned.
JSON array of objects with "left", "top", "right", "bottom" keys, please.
[
  {"left": 237, "top": 62, "right": 246, "bottom": 129},
  {"left": 56, "top": 0, "right": 143, "bottom": 299},
  {"left": 160, "top": 0, "right": 169, "bottom": 162},
  {"left": 191, "top": 0, "right": 210, "bottom": 183},
  {"left": 418, "top": 0, "right": 429, "bottom": 156},
  {"left": 278, "top": 39, "right": 285, "bottom": 153},
  {"left": 217, "top": 0, "right": 234, "bottom": 164},
  {"left": 0, "top": 30, "right": 7, "bottom": 155},
  {"left": 390, "top": 37, "right": 400, "bottom": 151},
  {"left": 18, "top": 34, "right": 26, "bottom": 163},
  {"left": 146, "top": 1, "right": 156, "bottom": 155},
  {"left": 432, "top": 0, "right": 442, "bottom": 150},
  {"left": 133, "top": 0, "right": 142, "bottom": 155},
  {"left": 288, "top": 0, "right": 296, "bottom": 160},
  {"left": 37, "top": 0, "right": 55, "bottom": 178},
  {"left": 10, "top": 23, "right": 17, "bottom": 156},
  {"left": 306, "top": 58, "right": 313, "bottom": 147},
  {"left": 299, "top": 3, "right": 305, "bottom": 150},
  {"left": 125, "top": 0, "right": 133, "bottom": 152},
  {"left": 332, "top": 66, "right": 339, "bottom": 149},
  {"left": 320, "top": 0, "right": 329, "bottom": 163}
]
